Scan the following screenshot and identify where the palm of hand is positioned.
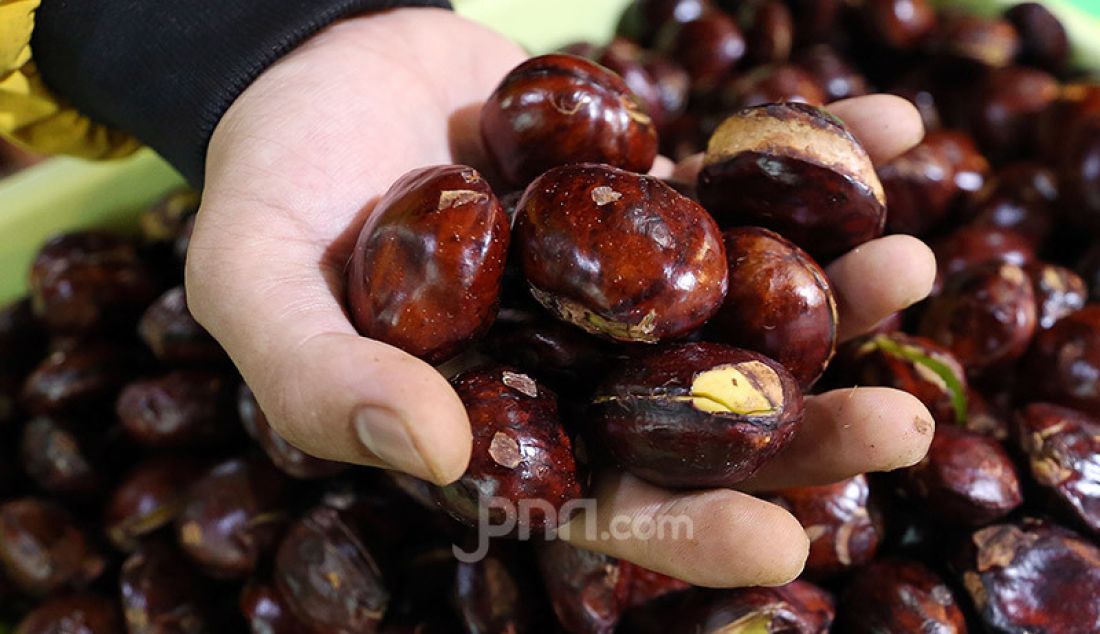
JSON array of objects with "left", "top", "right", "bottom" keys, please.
[{"left": 188, "top": 8, "right": 937, "bottom": 586}]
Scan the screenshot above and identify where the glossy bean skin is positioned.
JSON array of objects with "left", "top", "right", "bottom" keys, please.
[
  {"left": 274, "top": 506, "right": 389, "bottom": 634},
  {"left": 968, "top": 162, "right": 1057, "bottom": 247},
  {"left": 835, "top": 333, "right": 967, "bottom": 427},
  {"left": 1024, "top": 306, "right": 1100, "bottom": 417},
  {"left": 919, "top": 263, "right": 1037, "bottom": 375},
  {"left": 137, "top": 286, "right": 223, "bottom": 364},
  {"left": 104, "top": 457, "right": 206, "bottom": 552},
  {"left": 347, "top": 165, "right": 510, "bottom": 363},
  {"left": 21, "top": 342, "right": 141, "bottom": 416},
  {"left": 592, "top": 342, "right": 803, "bottom": 488},
  {"left": 434, "top": 366, "right": 582, "bottom": 534},
  {"left": 932, "top": 226, "right": 1034, "bottom": 290},
  {"left": 655, "top": 11, "right": 746, "bottom": 92},
  {"left": 794, "top": 45, "right": 868, "bottom": 102},
  {"left": 1025, "top": 262, "right": 1087, "bottom": 330},
  {"left": 19, "top": 417, "right": 105, "bottom": 496},
  {"left": 116, "top": 371, "right": 237, "bottom": 449},
  {"left": 698, "top": 102, "right": 886, "bottom": 260},
  {"left": 861, "top": 0, "right": 937, "bottom": 50},
  {"left": 240, "top": 582, "right": 315, "bottom": 634},
  {"left": 840, "top": 559, "right": 967, "bottom": 634},
  {"left": 767, "top": 475, "right": 882, "bottom": 578},
  {"left": 878, "top": 136, "right": 961, "bottom": 237},
  {"left": 175, "top": 457, "right": 289, "bottom": 579},
  {"left": 15, "top": 594, "right": 123, "bottom": 634},
  {"left": 1005, "top": 2, "right": 1069, "bottom": 73},
  {"left": 922, "top": 130, "right": 990, "bottom": 206},
  {"left": 27, "top": 232, "right": 157, "bottom": 334},
  {"left": 516, "top": 163, "right": 727, "bottom": 343},
  {"left": 932, "top": 13, "right": 1020, "bottom": 69},
  {"left": 707, "top": 227, "right": 837, "bottom": 388},
  {"left": 718, "top": 63, "right": 825, "bottom": 111},
  {"left": 1016, "top": 403, "right": 1100, "bottom": 537},
  {"left": 958, "top": 520, "right": 1100, "bottom": 633},
  {"left": 536, "top": 540, "right": 632, "bottom": 634},
  {"left": 0, "top": 499, "right": 103, "bottom": 597},
  {"left": 119, "top": 541, "right": 214, "bottom": 634},
  {"left": 238, "top": 383, "right": 347, "bottom": 479},
  {"left": 481, "top": 55, "right": 658, "bottom": 186},
  {"left": 687, "top": 581, "right": 835, "bottom": 633},
  {"left": 900, "top": 425, "right": 1022, "bottom": 527}
]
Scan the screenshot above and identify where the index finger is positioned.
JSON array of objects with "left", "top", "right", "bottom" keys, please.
[
  {"left": 826, "top": 94, "right": 925, "bottom": 164},
  {"left": 670, "top": 94, "right": 926, "bottom": 184}
]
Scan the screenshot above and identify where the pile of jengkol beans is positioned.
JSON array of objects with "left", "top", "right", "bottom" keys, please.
[{"left": 2, "top": 0, "right": 1100, "bottom": 631}]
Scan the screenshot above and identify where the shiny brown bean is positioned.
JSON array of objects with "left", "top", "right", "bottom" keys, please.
[
  {"left": 900, "top": 425, "right": 1022, "bottom": 527},
  {"left": 698, "top": 102, "right": 886, "bottom": 259},
  {"left": 274, "top": 506, "right": 390, "bottom": 633},
  {"left": 1016, "top": 403, "right": 1100, "bottom": 536},
  {"left": 593, "top": 342, "right": 803, "bottom": 488},
  {"left": 767, "top": 475, "right": 882, "bottom": 578},
  {"left": 175, "top": 457, "right": 289, "bottom": 579},
  {"left": 481, "top": 55, "right": 658, "bottom": 186},
  {"left": 707, "top": 227, "right": 837, "bottom": 388},
  {"left": 137, "top": 286, "right": 223, "bottom": 364},
  {"left": 28, "top": 232, "right": 157, "bottom": 334},
  {"left": 959, "top": 520, "right": 1100, "bottom": 633},
  {"left": 516, "top": 163, "right": 727, "bottom": 343},
  {"left": 347, "top": 165, "right": 510, "bottom": 363},
  {"left": 433, "top": 366, "right": 583, "bottom": 534},
  {"left": 116, "top": 371, "right": 237, "bottom": 448}
]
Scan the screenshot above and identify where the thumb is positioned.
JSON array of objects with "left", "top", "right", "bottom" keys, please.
[{"left": 184, "top": 202, "right": 471, "bottom": 485}]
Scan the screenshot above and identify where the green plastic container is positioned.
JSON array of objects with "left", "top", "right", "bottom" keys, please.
[{"left": 0, "top": 0, "right": 1097, "bottom": 303}]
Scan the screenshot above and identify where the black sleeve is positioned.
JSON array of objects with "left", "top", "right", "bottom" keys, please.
[{"left": 32, "top": 0, "right": 453, "bottom": 185}]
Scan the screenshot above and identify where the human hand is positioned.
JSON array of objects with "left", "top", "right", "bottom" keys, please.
[{"left": 185, "top": 8, "right": 936, "bottom": 587}]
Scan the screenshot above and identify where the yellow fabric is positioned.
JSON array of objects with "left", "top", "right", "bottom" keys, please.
[{"left": 0, "top": 0, "right": 140, "bottom": 159}]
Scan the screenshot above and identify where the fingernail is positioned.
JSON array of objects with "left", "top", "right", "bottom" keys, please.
[{"left": 353, "top": 405, "right": 438, "bottom": 483}]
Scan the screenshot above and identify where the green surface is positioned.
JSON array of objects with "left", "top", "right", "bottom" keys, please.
[
  {"left": 0, "top": 0, "right": 1098, "bottom": 303},
  {"left": 0, "top": 151, "right": 184, "bottom": 302}
]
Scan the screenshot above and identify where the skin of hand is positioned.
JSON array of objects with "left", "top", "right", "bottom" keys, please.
[{"left": 186, "top": 8, "right": 937, "bottom": 587}]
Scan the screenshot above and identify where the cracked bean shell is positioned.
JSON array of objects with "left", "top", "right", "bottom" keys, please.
[
  {"left": 1016, "top": 403, "right": 1100, "bottom": 537},
  {"left": 592, "top": 342, "right": 803, "bottom": 488},
  {"left": 434, "top": 366, "right": 583, "bottom": 535},
  {"left": 959, "top": 520, "right": 1100, "bottom": 633},
  {"left": 698, "top": 102, "right": 886, "bottom": 259},
  {"left": 767, "top": 475, "right": 882, "bottom": 578}
]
